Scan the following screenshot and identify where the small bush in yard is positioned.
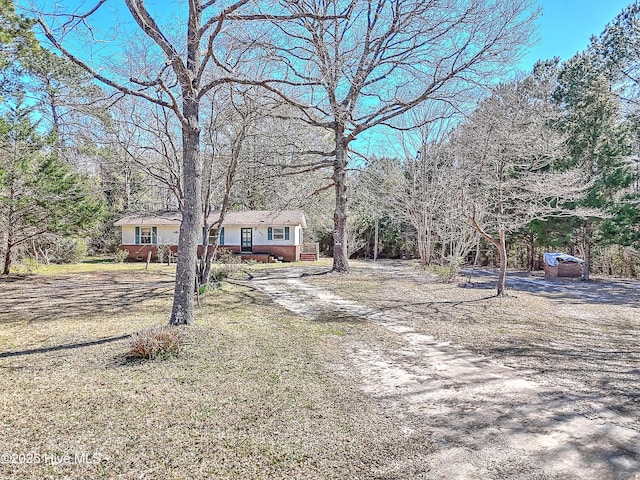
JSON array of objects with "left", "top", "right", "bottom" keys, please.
[
  {"left": 128, "top": 325, "right": 186, "bottom": 360},
  {"left": 156, "top": 244, "right": 172, "bottom": 263},
  {"left": 19, "top": 257, "right": 38, "bottom": 273},
  {"left": 113, "top": 249, "right": 128, "bottom": 263},
  {"left": 210, "top": 248, "right": 242, "bottom": 281},
  {"left": 427, "top": 256, "right": 463, "bottom": 282}
]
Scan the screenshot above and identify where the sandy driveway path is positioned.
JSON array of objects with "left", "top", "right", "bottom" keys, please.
[{"left": 250, "top": 269, "right": 640, "bottom": 480}]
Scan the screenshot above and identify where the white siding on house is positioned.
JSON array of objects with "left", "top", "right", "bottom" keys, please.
[
  {"left": 156, "top": 226, "right": 179, "bottom": 245},
  {"left": 122, "top": 226, "right": 136, "bottom": 245},
  {"left": 121, "top": 221, "right": 303, "bottom": 247},
  {"left": 121, "top": 225, "right": 179, "bottom": 245},
  {"left": 222, "top": 226, "right": 242, "bottom": 246},
  {"left": 255, "top": 225, "right": 298, "bottom": 245},
  {"left": 253, "top": 226, "right": 269, "bottom": 244}
]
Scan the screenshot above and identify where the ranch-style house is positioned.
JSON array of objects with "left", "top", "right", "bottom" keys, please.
[{"left": 114, "top": 210, "right": 318, "bottom": 262}]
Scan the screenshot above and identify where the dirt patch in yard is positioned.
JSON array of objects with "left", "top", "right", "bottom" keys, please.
[
  {"left": 0, "top": 271, "right": 176, "bottom": 324},
  {"left": 249, "top": 260, "right": 640, "bottom": 479},
  {"left": 0, "top": 270, "right": 176, "bottom": 354}
]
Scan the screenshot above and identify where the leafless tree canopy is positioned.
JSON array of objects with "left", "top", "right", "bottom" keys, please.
[
  {"left": 257, "top": 0, "right": 539, "bottom": 272},
  {"left": 30, "top": 0, "right": 539, "bottom": 321},
  {"left": 454, "top": 76, "right": 591, "bottom": 295}
]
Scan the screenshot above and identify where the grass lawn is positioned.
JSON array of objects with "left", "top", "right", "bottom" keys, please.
[{"left": 0, "top": 260, "right": 421, "bottom": 479}]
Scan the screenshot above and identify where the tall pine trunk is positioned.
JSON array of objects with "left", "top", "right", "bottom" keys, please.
[
  {"left": 332, "top": 134, "right": 349, "bottom": 272},
  {"left": 373, "top": 219, "right": 379, "bottom": 262},
  {"left": 527, "top": 232, "right": 535, "bottom": 272},
  {"left": 3, "top": 207, "right": 14, "bottom": 275},
  {"left": 2, "top": 243, "right": 11, "bottom": 275}
]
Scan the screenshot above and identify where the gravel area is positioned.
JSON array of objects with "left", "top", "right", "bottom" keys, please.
[{"left": 249, "top": 259, "right": 640, "bottom": 480}]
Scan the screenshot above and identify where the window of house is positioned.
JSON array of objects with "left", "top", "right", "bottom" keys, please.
[
  {"left": 135, "top": 226, "right": 156, "bottom": 244},
  {"left": 203, "top": 227, "right": 224, "bottom": 245},
  {"left": 210, "top": 227, "right": 224, "bottom": 245},
  {"left": 140, "top": 227, "right": 152, "bottom": 244},
  {"left": 268, "top": 226, "right": 290, "bottom": 240},
  {"left": 272, "top": 227, "right": 285, "bottom": 240}
]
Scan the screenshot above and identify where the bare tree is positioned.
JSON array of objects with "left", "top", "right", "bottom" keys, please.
[
  {"left": 34, "top": 1, "right": 329, "bottom": 325},
  {"left": 456, "top": 76, "right": 589, "bottom": 296},
  {"left": 108, "top": 96, "right": 183, "bottom": 210},
  {"left": 198, "top": 86, "right": 270, "bottom": 286},
  {"left": 357, "top": 101, "right": 476, "bottom": 267},
  {"left": 264, "top": 0, "right": 537, "bottom": 272}
]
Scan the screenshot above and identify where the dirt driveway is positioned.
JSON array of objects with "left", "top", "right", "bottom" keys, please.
[{"left": 249, "top": 260, "right": 640, "bottom": 480}]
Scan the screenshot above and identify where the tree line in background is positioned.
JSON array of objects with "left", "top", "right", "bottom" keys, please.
[
  {"left": 1, "top": 1, "right": 639, "bottom": 319},
  {"left": 349, "top": 4, "right": 640, "bottom": 294}
]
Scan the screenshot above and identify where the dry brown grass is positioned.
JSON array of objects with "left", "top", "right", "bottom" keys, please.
[
  {"left": 301, "top": 260, "right": 640, "bottom": 423},
  {"left": 5, "top": 258, "right": 637, "bottom": 478},
  {"left": 0, "top": 266, "right": 427, "bottom": 479}
]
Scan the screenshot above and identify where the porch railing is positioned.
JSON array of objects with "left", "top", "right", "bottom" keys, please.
[{"left": 301, "top": 242, "right": 319, "bottom": 256}]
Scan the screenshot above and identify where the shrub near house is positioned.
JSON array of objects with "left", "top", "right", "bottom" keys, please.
[{"left": 114, "top": 210, "right": 311, "bottom": 262}]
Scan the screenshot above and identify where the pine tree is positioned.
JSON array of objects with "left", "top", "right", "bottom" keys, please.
[
  {"left": 0, "top": 105, "right": 104, "bottom": 274},
  {"left": 554, "top": 52, "right": 632, "bottom": 280}
]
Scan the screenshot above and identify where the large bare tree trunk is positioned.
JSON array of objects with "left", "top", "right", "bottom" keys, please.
[
  {"left": 332, "top": 135, "right": 349, "bottom": 272},
  {"left": 497, "top": 229, "right": 507, "bottom": 297},
  {"left": 169, "top": 3, "right": 206, "bottom": 325},
  {"left": 170, "top": 3, "right": 203, "bottom": 324},
  {"left": 171, "top": 115, "right": 202, "bottom": 324}
]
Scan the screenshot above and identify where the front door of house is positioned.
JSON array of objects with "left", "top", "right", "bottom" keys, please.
[{"left": 241, "top": 228, "right": 252, "bottom": 252}]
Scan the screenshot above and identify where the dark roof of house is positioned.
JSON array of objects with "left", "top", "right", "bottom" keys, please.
[{"left": 114, "top": 210, "right": 307, "bottom": 228}]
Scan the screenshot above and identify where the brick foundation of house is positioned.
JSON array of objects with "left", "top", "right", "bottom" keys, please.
[
  {"left": 218, "top": 245, "right": 300, "bottom": 262},
  {"left": 120, "top": 245, "right": 177, "bottom": 262},
  {"left": 120, "top": 244, "right": 300, "bottom": 262}
]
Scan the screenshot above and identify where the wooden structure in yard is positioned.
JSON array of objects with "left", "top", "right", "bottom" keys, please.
[
  {"left": 543, "top": 252, "right": 584, "bottom": 278},
  {"left": 544, "top": 262, "right": 582, "bottom": 278},
  {"left": 300, "top": 242, "right": 320, "bottom": 261}
]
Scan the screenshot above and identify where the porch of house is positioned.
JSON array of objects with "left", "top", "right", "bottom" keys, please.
[
  {"left": 236, "top": 252, "right": 276, "bottom": 263},
  {"left": 222, "top": 243, "right": 319, "bottom": 262},
  {"left": 300, "top": 243, "right": 319, "bottom": 261}
]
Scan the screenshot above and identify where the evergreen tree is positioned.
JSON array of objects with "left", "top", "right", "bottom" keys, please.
[
  {"left": 554, "top": 52, "right": 632, "bottom": 280},
  {"left": 591, "top": 3, "right": 640, "bottom": 253},
  {"left": 0, "top": 0, "right": 34, "bottom": 64},
  {"left": 0, "top": 105, "right": 104, "bottom": 274}
]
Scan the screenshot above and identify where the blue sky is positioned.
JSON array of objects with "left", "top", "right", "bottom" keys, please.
[
  {"left": 366, "top": 1, "right": 636, "bottom": 157},
  {"left": 521, "top": 0, "right": 634, "bottom": 71}
]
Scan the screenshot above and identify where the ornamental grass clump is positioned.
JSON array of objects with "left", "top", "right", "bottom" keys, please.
[{"left": 128, "top": 325, "right": 185, "bottom": 360}]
